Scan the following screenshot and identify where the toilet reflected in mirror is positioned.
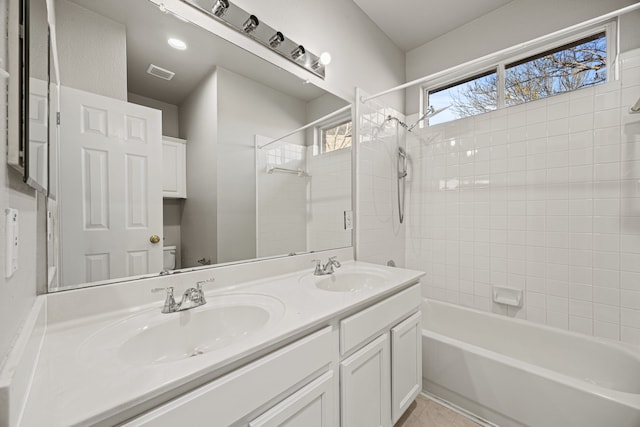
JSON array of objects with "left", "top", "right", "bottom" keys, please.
[{"left": 163, "top": 246, "right": 177, "bottom": 271}]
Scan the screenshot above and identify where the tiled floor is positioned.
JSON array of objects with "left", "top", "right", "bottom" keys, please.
[{"left": 394, "top": 394, "right": 481, "bottom": 427}]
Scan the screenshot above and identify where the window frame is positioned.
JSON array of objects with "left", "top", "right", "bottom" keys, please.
[
  {"left": 314, "top": 114, "right": 353, "bottom": 155},
  {"left": 420, "top": 21, "right": 617, "bottom": 126}
]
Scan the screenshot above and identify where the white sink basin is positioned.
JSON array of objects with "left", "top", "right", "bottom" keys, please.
[
  {"left": 79, "top": 294, "right": 284, "bottom": 365},
  {"left": 304, "top": 268, "right": 391, "bottom": 292}
]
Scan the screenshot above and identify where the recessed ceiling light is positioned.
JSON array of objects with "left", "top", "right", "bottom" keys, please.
[{"left": 168, "top": 38, "right": 187, "bottom": 50}]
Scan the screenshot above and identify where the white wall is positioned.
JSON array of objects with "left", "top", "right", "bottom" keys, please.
[
  {"left": 55, "top": 0, "right": 127, "bottom": 100},
  {"left": 217, "top": 67, "right": 307, "bottom": 263},
  {"left": 306, "top": 93, "right": 349, "bottom": 123},
  {"left": 128, "top": 93, "right": 180, "bottom": 138},
  {"left": 179, "top": 69, "right": 218, "bottom": 267},
  {"left": 405, "top": 0, "right": 639, "bottom": 114},
  {"left": 405, "top": 49, "right": 640, "bottom": 345},
  {"left": 0, "top": 1, "right": 38, "bottom": 363}
]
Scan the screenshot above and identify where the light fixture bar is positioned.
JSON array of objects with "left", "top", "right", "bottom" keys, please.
[{"left": 183, "top": 0, "right": 326, "bottom": 79}]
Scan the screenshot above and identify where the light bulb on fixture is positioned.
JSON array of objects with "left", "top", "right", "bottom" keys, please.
[
  {"left": 168, "top": 38, "right": 187, "bottom": 50},
  {"left": 269, "top": 32, "right": 284, "bottom": 48},
  {"left": 291, "top": 45, "right": 305, "bottom": 60},
  {"left": 243, "top": 15, "right": 259, "bottom": 33},
  {"left": 319, "top": 52, "right": 331, "bottom": 65},
  {"left": 311, "top": 52, "right": 332, "bottom": 70},
  {"left": 211, "top": 0, "right": 229, "bottom": 17}
]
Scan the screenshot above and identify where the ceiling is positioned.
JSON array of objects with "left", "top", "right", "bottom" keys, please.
[
  {"left": 353, "top": 0, "right": 515, "bottom": 51},
  {"left": 69, "top": 0, "right": 328, "bottom": 105}
]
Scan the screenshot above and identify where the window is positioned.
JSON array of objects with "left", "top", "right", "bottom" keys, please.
[
  {"left": 318, "top": 120, "right": 352, "bottom": 154},
  {"left": 428, "top": 70, "right": 498, "bottom": 126},
  {"left": 505, "top": 32, "right": 606, "bottom": 106},
  {"left": 424, "top": 29, "right": 610, "bottom": 126}
]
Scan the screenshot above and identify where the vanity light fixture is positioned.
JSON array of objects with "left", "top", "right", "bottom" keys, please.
[
  {"left": 184, "top": 0, "right": 327, "bottom": 78},
  {"left": 291, "top": 45, "right": 305, "bottom": 61},
  {"left": 211, "top": 0, "right": 229, "bottom": 17},
  {"left": 243, "top": 15, "right": 259, "bottom": 33},
  {"left": 167, "top": 38, "right": 187, "bottom": 50},
  {"left": 269, "top": 31, "right": 284, "bottom": 48}
]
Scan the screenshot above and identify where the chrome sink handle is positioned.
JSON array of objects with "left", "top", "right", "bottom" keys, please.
[
  {"left": 151, "top": 286, "right": 177, "bottom": 314},
  {"left": 322, "top": 256, "right": 341, "bottom": 274},
  {"left": 195, "top": 278, "right": 215, "bottom": 304},
  {"left": 311, "top": 259, "right": 324, "bottom": 275}
]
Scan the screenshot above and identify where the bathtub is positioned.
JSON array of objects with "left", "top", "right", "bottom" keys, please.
[{"left": 421, "top": 299, "right": 640, "bottom": 427}]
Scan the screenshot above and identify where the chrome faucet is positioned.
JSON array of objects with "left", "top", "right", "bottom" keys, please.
[
  {"left": 152, "top": 278, "right": 214, "bottom": 313},
  {"left": 312, "top": 256, "right": 341, "bottom": 275}
]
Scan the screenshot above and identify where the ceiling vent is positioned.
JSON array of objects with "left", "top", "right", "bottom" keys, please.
[{"left": 146, "top": 64, "right": 175, "bottom": 81}]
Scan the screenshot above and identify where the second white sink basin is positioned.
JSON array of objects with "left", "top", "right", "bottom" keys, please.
[
  {"left": 303, "top": 268, "right": 391, "bottom": 292},
  {"left": 316, "top": 272, "right": 388, "bottom": 292},
  {"left": 79, "top": 294, "right": 285, "bottom": 365}
]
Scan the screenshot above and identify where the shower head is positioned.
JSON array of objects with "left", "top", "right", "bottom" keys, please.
[
  {"left": 407, "top": 105, "right": 451, "bottom": 131},
  {"left": 383, "top": 115, "right": 409, "bottom": 129}
]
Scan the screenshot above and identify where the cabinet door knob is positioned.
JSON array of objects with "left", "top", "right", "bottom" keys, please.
[{"left": 150, "top": 235, "right": 161, "bottom": 244}]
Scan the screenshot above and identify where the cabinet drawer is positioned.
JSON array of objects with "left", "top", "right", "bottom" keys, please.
[
  {"left": 340, "top": 284, "right": 420, "bottom": 355},
  {"left": 124, "top": 327, "right": 334, "bottom": 427}
]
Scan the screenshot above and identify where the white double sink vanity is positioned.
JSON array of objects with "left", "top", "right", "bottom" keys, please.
[{"left": 2, "top": 249, "right": 424, "bottom": 427}]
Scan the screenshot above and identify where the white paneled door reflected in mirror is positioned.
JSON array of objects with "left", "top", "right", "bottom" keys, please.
[{"left": 49, "top": 0, "right": 352, "bottom": 291}]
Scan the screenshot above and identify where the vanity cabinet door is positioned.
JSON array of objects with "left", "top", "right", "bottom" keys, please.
[
  {"left": 390, "top": 311, "right": 422, "bottom": 424},
  {"left": 249, "top": 371, "right": 336, "bottom": 427},
  {"left": 162, "top": 136, "right": 186, "bottom": 198},
  {"left": 340, "top": 333, "right": 391, "bottom": 427}
]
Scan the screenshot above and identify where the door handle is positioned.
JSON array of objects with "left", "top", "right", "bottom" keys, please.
[{"left": 150, "top": 234, "right": 161, "bottom": 244}]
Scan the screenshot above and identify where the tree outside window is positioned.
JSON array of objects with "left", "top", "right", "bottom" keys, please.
[{"left": 321, "top": 120, "right": 352, "bottom": 153}]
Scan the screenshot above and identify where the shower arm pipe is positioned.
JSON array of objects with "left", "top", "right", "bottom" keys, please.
[
  {"left": 257, "top": 105, "right": 351, "bottom": 149},
  {"left": 360, "top": 2, "right": 640, "bottom": 104}
]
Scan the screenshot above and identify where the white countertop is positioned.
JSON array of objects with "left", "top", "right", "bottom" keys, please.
[{"left": 20, "top": 260, "right": 424, "bottom": 427}]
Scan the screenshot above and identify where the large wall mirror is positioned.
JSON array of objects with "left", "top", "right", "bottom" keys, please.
[{"left": 48, "top": 0, "right": 353, "bottom": 291}]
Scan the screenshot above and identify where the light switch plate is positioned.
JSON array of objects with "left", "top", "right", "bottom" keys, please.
[{"left": 5, "top": 208, "right": 19, "bottom": 278}]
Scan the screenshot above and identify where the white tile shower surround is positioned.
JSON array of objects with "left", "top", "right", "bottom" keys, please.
[
  {"left": 404, "top": 49, "right": 640, "bottom": 345},
  {"left": 357, "top": 96, "right": 407, "bottom": 267}
]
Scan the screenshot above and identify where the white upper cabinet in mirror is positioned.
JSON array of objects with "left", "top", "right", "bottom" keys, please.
[{"left": 48, "top": 0, "right": 352, "bottom": 291}]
